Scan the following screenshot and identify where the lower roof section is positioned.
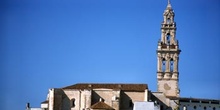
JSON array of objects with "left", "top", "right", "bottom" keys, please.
[{"left": 91, "top": 101, "right": 115, "bottom": 110}]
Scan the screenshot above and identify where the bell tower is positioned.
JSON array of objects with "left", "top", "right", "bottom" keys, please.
[{"left": 157, "top": 0, "right": 181, "bottom": 98}]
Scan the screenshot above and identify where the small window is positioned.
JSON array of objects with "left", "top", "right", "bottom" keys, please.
[
  {"left": 194, "top": 106, "right": 197, "bottom": 109},
  {"left": 204, "top": 106, "right": 207, "bottom": 110},
  {"left": 71, "top": 98, "right": 75, "bottom": 107},
  {"left": 213, "top": 107, "right": 216, "bottom": 110}
]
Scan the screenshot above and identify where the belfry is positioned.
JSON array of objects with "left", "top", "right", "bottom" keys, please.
[{"left": 156, "top": 0, "right": 181, "bottom": 98}]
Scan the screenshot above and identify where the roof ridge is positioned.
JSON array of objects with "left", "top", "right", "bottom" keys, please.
[
  {"left": 62, "top": 83, "right": 148, "bottom": 91},
  {"left": 76, "top": 83, "right": 147, "bottom": 84}
]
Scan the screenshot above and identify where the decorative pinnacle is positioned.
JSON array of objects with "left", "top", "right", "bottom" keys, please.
[{"left": 168, "top": 0, "right": 170, "bottom": 4}]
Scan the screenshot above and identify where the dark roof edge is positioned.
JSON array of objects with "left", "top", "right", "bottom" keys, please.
[
  {"left": 41, "top": 100, "right": 49, "bottom": 104},
  {"left": 179, "top": 97, "right": 220, "bottom": 102},
  {"left": 75, "top": 83, "right": 147, "bottom": 84},
  {"left": 62, "top": 83, "right": 148, "bottom": 90}
]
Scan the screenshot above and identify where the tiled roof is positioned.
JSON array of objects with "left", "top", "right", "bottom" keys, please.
[
  {"left": 91, "top": 101, "right": 114, "bottom": 110},
  {"left": 166, "top": 96, "right": 179, "bottom": 100},
  {"left": 62, "top": 83, "right": 148, "bottom": 91}
]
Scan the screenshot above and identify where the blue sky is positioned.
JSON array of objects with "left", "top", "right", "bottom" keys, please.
[{"left": 1, "top": 0, "right": 220, "bottom": 109}]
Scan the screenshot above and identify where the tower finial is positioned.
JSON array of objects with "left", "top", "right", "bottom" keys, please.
[{"left": 167, "top": 0, "right": 172, "bottom": 8}]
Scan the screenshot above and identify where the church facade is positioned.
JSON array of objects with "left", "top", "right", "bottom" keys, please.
[
  {"left": 26, "top": 1, "right": 220, "bottom": 110},
  {"left": 40, "top": 84, "right": 150, "bottom": 110}
]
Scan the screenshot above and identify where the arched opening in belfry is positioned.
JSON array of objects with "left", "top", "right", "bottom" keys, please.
[
  {"left": 166, "top": 33, "right": 171, "bottom": 45},
  {"left": 162, "top": 58, "right": 166, "bottom": 72},
  {"left": 167, "top": 18, "right": 171, "bottom": 23},
  {"left": 170, "top": 58, "right": 174, "bottom": 72}
]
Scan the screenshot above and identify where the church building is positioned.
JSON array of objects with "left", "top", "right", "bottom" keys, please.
[{"left": 26, "top": 1, "right": 220, "bottom": 110}]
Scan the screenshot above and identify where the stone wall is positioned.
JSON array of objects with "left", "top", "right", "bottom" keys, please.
[
  {"left": 48, "top": 88, "right": 63, "bottom": 110},
  {"left": 179, "top": 100, "right": 220, "bottom": 110},
  {"left": 45, "top": 86, "right": 149, "bottom": 110},
  {"left": 63, "top": 89, "right": 81, "bottom": 110},
  {"left": 120, "top": 91, "right": 146, "bottom": 110},
  {"left": 157, "top": 80, "right": 178, "bottom": 97},
  {"left": 93, "top": 89, "right": 120, "bottom": 110}
]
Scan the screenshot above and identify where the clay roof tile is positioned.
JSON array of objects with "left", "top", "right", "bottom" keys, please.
[{"left": 62, "top": 83, "right": 148, "bottom": 91}]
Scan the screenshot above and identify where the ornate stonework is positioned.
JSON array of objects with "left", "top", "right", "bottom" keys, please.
[{"left": 156, "top": 0, "right": 181, "bottom": 98}]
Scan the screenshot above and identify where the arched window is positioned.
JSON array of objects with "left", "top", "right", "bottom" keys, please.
[
  {"left": 204, "top": 106, "right": 207, "bottom": 110},
  {"left": 162, "top": 58, "right": 166, "bottom": 72},
  {"left": 170, "top": 58, "right": 174, "bottom": 72},
  {"left": 71, "top": 98, "right": 75, "bottom": 107},
  {"left": 166, "top": 33, "right": 170, "bottom": 45},
  {"left": 213, "top": 107, "right": 216, "bottom": 110},
  {"left": 194, "top": 106, "right": 197, "bottom": 110},
  {"left": 167, "top": 18, "right": 171, "bottom": 24}
]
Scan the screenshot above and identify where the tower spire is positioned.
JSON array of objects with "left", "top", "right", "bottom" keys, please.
[{"left": 167, "top": 0, "right": 172, "bottom": 9}]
